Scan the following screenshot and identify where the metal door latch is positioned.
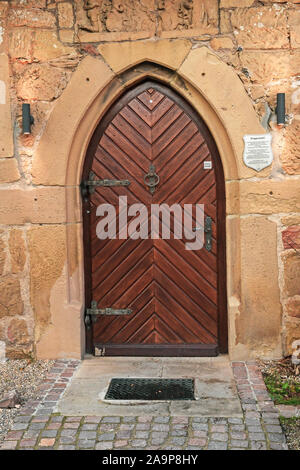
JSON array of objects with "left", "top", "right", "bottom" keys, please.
[
  {"left": 192, "top": 217, "right": 212, "bottom": 251},
  {"left": 204, "top": 216, "right": 212, "bottom": 252}
]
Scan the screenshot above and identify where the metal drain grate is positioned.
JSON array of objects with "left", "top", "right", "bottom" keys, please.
[{"left": 104, "top": 378, "right": 195, "bottom": 400}]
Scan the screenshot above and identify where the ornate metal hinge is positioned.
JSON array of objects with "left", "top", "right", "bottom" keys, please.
[
  {"left": 81, "top": 171, "right": 130, "bottom": 197},
  {"left": 85, "top": 300, "right": 133, "bottom": 328}
]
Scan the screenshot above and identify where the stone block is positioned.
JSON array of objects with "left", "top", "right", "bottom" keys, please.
[
  {"left": 59, "top": 29, "right": 74, "bottom": 43},
  {"left": 0, "top": 324, "right": 5, "bottom": 342},
  {"left": 0, "top": 340, "right": 5, "bottom": 361},
  {"left": 280, "top": 121, "right": 300, "bottom": 175},
  {"left": 158, "top": 0, "right": 218, "bottom": 37},
  {"left": 76, "top": 0, "right": 156, "bottom": 37},
  {"left": 231, "top": 7, "right": 289, "bottom": 50},
  {"left": 282, "top": 225, "right": 300, "bottom": 250},
  {"left": 220, "top": 0, "right": 255, "bottom": 6},
  {"left": 220, "top": 10, "right": 232, "bottom": 33},
  {"left": 286, "top": 299, "right": 300, "bottom": 319},
  {"left": 10, "top": 1, "right": 46, "bottom": 7},
  {"left": 250, "top": 85, "right": 265, "bottom": 101},
  {"left": 226, "top": 216, "right": 241, "bottom": 300},
  {"left": 0, "top": 276, "right": 23, "bottom": 318},
  {"left": 0, "top": 2, "right": 9, "bottom": 18},
  {"left": 285, "top": 320, "right": 300, "bottom": 356},
  {"left": 289, "top": 9, "right": 300, "bottom": 49},
  {"left": 234, "top": 179, "right": 300, "bottom": 215},
  {"left": 32, "top": 56, "right": 114, "bottom": 185},
  {"left": 0, "top": 159, "right": 20, "bottom": 183},
  {"left": 0, "top": 233, "right": 5, "bottom": 276},
  {"left": 0, "top": 3, "right": 9, "bottom": 54},
  {"left": 281, "top": 215, "right": 300, "bottom": 226},
  {"left": 8, "top": 27, "right": 33, "bottom": 61},
  {"left": 241, "top": 51, "right": 299, "bottom": 84},
  {"left": 33, "top": 29, "right": 75, "bottom": 61},
  {"left": 283, "top": 252, "right": 300, "bottom": 297},
  {"left": 58, "top": 2, "right": 74, "bottom": 29},
  {"left": 97, "top": 39, "right": 192, "bottom": 74},
  {"left": 16, "top": 63, "right": 69, "bottom": 101},
  {"left": 8, "top": 8, "right": 55, "bottom": 28},
  {"left": 9, "top": 229, "right": 26, "bottom": 274},
  {"left": 28, "top": 225, "right": 66, "bottom": 341},
  {"left": 210, "top": 37, "right": 234, "bottom": 50},
  {"left": 178, "top": 47, "right": 265, "bottom": 179},
  {"left": 0, "top": 187, "right": 68, "bottom": 225},
  {"left": 78, "top": 30, "right": 152, "bottom": 43},
  {"left": 0, "top": 54, "right": 14, "bottom": 157},
  {"left": 6, "top": 344, "right": 33, "bottom": 359},
  {"left": 236, "top": 217, "right": 282, "bottom": 357}
]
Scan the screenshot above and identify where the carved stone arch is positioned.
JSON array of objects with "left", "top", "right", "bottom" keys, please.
[
  {"left": 33, "top": 44, "right": 265, "bottom": 187},
  {"left": 32, "top": 44, "right": 266, "bottom": 359}
]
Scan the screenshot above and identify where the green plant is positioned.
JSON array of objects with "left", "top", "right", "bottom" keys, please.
[{"left": 263, "top": 373, "right": 300, "bottom": 406}]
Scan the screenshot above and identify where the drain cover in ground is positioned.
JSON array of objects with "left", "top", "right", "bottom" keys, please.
[{"left": 104, "top": 378, "right": 195, "bottom": 400}]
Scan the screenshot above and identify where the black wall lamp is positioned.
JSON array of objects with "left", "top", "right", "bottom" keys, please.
[
  {"left": 22, "top": 103, "right": 34, "bottom": 135},
  {"left": 276, "top": 93, "right": 285, "bottom": 126}
]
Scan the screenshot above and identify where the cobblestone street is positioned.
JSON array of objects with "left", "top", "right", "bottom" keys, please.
[{"left": 0, "top": 359, "right": 288, "bottom": 451}]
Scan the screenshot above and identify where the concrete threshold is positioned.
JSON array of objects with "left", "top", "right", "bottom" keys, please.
[{"left": 55, "top": 355, "right": 243, "bottom": 417}]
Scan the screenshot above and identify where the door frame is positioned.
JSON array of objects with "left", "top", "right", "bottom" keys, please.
[{"left": 82, "top": 79, "right": 228, "bottom": 356}]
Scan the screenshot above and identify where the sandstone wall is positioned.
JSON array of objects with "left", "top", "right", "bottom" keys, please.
[{"left": 0, "top": 0, "right": 299, "bottom": 359}]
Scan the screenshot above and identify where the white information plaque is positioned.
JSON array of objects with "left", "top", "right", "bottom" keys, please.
[{"left": 243, "top": 134, "right": 273, "bottom": 172}]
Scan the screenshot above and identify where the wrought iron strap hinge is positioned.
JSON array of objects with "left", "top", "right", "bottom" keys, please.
[
  {"left": 85, "top": 301, "right": 133, "bottom": 325},
  {"left": 81, "top": 170, "right": 130, "bottom": 197}
]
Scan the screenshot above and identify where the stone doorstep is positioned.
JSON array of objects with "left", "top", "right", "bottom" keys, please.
[{"left": 56, "top": 357, "right": 243, "bottom": 417}]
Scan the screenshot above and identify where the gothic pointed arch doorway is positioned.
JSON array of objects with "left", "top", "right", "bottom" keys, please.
[{"left": 82, "top": 80, "right": 227, "bottom": 356}]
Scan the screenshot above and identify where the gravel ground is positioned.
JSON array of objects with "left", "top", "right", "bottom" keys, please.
[
  {"left": 280, "top": 417, "right": 300, "bottom": 451},
  {"left": 258, "top": 357, "right": 300, "bottom": 384},
  {"left": 257, "top": 357, "right": 300, "bottom": 405},
  {"left": 0, "top": 359, "right": 54, "bottom": 443}
]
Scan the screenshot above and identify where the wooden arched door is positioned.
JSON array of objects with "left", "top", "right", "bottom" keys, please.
[{"left": 82, "top": 81, "right": 227, "bottom": 356}]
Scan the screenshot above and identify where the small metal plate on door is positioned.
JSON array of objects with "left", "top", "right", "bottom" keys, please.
[{"left": 204, "top": 161, "right": 212, "bottom": 170}]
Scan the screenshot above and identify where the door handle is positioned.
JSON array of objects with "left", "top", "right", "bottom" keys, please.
[
  {"left": 192, "top": 216, "right": 212, "bottom": 251},
  {"left": 204, "top": 216, "right": 212, "bottom": 252}
]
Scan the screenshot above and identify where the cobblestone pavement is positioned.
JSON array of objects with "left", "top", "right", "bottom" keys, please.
[{"left": 0, "top": 360, "right": 288, "bottom": 450}]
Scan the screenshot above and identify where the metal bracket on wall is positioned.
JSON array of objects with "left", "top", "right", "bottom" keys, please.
[{"left": 261, "top": 102, "right": 275, "bottom": 131}]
